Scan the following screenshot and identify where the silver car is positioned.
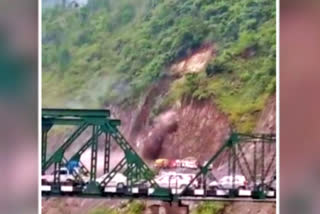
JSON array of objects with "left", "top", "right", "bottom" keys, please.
[{"left": 209, "top": 175, "right": 248, "bottom": 190}]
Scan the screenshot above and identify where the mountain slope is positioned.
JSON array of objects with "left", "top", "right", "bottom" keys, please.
[
  {"left": 43, "top": 0, "right": 275, "bottom": 133},
  {"left": 42, "top": 0, "right": 276, "bottom": 213}
]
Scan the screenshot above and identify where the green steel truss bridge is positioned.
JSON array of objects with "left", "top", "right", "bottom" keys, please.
[{"left": 41, "top": 109, "right": 276, "bottom": 203}]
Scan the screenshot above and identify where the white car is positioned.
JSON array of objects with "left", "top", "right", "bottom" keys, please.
[
  {"left": 209, "top": 175, "right": 248, "bottom": 190},
  {"left": 41, "top": 167, "right": 75, "bottom": 184},
  {"left": 96, "top": 173, "right": 127, "bottom": 188},
  {"left": 155, "top": 173, "right": 198, "bottom": 189},
  {"left": 181, "top": 157, "right": 199, "bottom": 169}
]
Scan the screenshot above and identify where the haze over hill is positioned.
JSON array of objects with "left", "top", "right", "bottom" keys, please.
[
  {"left": 42, "top": 0, "right": 276, "bottom": 213},
  {"left": 43, "top": 0, "right": 88, "bottom": 6}
]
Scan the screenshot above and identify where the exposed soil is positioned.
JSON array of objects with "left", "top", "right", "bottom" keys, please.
[
  {"left": 42, "top": 198, "right": 127, "bottom": 214},
  {"left": 171, "top": 44, "right": 215, "bottom": 75},
  {"left": 140, "top": 98, "right": 231, "bottom": 163},
  {"left": 128, "top": 76, "right": 173, "bottom": 141},
  {"left": 224, "top": 202, "right": 276, "bottom": 214},
  {"left": 255, "top": 95, "right": 276, "bottom": 134}
]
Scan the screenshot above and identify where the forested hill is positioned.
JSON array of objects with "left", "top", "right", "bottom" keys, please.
[{"left": 42, "top": 0, "right": 275, "bottom": 132}]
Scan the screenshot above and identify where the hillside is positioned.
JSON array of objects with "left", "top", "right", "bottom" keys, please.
[
  {"left": 43, "top": 0, "right": 275, "bottom": 133},
  {"left": 42, "top": 0, "right": 276, "bottom": 213}
]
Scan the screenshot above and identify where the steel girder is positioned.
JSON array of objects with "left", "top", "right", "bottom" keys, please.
[
  {"left": 179, "top": 133, "right": 276, "bottom": 199},
  {"left": 42, "top": 109, "right": 276, "bottom": 201},
  {"left": 42, "top": 108, "right": 170, "bottom": 199}
]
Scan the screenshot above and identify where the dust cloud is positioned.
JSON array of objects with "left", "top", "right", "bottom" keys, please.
[{"left": 142, "top": 111, "right": 178, "bottom": 160}]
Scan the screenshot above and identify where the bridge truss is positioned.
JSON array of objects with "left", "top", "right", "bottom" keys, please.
[{"left": 41, "top": 108, "right": 276, "bottom": 203}]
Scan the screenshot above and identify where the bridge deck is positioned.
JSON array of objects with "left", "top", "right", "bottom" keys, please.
[{"left": 41, "top": 185, "right": 276, "bottom": 203}]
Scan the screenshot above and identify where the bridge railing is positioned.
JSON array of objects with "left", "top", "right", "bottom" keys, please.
[
  {"left": 42, "top": 108, "right": 171, "bottom": 200},
  {"left": 178, "top": 133, "right": 276, "bottom": 199},
  {"left": 41, "top": 108, "right": 276, "bottom": 201}
]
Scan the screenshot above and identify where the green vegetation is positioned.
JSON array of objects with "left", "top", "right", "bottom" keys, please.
[
  {"left": 125, "top": 201, "right": 145, "bottom": 214},
  {"left": 89, "top": 207, "right": 118, "bottom": 214},
  {"left": 88, "top": 201, "right": 145, "bottom": 214},
  {"left": 163, "top": 1, "right": 276, "bottom": 132},
  {"left": 43, "top": 0, "right": 275, "bottom": 132},
  {"left": 191, "top": 202, "right": 226, "bottom": 214}
]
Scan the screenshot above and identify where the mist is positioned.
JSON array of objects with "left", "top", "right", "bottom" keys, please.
[{"left": 42, "top": 0, "right": 88, "bottom": 8}]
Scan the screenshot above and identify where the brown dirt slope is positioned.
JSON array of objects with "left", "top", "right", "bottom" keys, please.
[{"left": 140, "top": 99, "right": 231, "bottom": 162}]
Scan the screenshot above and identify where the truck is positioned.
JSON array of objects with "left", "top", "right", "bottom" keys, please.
[
  {"left": 154, "top": 158, "right": 170, "bottom": 168},
  {"left": 154, "top": 157, "right": 199, "bottom": 169}
]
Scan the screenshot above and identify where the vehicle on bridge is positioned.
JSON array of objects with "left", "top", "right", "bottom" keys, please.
[
  {"left": 41, "top": 109, "right": 276, "bottom": 202},
  {"left": 154, "top": 157, "right": 199, "bottom": 169},
  {"left": 155, "top": 173, "right": 198, "bottom": 189},
  {"left": 154, "top": 158, "right": 170, "bottom": 168},
  {"left": 96, "top": 173, "right": 127, "bottom": 189},
  {"left": 209, "top": 175, "right": 248, "bottom": 190},
  {"left": 181, "top": 157, "right": 199, "bottom": 169},
  {"left": 41, "top": 167, "right": 76, "bottom": 185}
]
